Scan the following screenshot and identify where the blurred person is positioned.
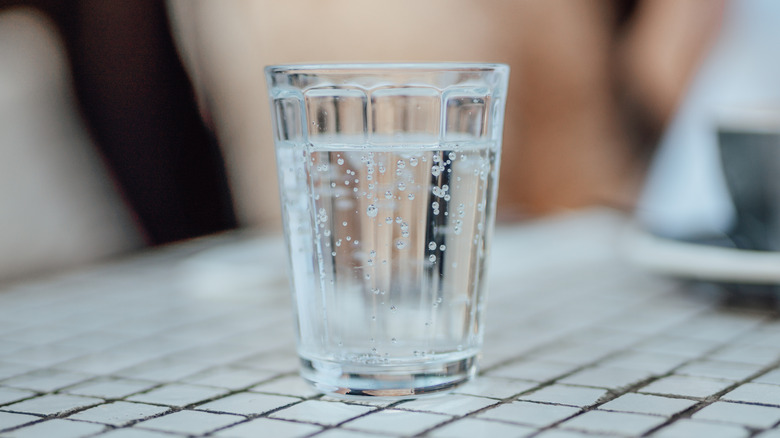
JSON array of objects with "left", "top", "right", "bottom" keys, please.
[
  {"left": 0, "top": 8, "right": 140, "bottom": 282},
  {"left": 0, "top": 1, "right": 237, "bottom": 282},
  {"left": 167, "top": 0, "right": 723, "bottom": 230}
]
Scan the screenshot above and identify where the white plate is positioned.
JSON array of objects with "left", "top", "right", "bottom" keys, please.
[{"left": 621, "top": 223, "right": 780, "bottom": 284}]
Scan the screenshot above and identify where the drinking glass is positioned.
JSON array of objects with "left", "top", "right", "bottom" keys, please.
[{"left": 265, "top": 63, "right": 509, "bottom": 397}]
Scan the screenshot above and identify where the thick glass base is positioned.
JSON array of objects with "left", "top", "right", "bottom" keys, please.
[{"left": 300, "top": 354, "right": 478, "bottom": 399}]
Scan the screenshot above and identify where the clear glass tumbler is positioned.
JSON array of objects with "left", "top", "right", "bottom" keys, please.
[{"left": 266, "top": 63, "right": 509, "bottom": 397}]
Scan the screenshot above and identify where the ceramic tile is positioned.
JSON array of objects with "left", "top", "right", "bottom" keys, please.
[
  {"left": 395, "top": 394, "right": 498, "bottom": 416},
  {"left": 67, "top": 401, "right": 169, "bottom": 426},
  {"left": 126, "top": 383, "right": 228, "bottom": 407},
  {"left": 478, "top": 401, "right": 580, "bottom": 427},
  {"left": 639, "top": 375, "right": 734, "bottom": 398},
  {"left": 560, "top": 410, "right": 666, "bottom": 436},
  {"left": 1, "top": 394, "right": 102, "bottom": 416},
  {"left": 251, "top": 375, "right": 322, "bottom": 398},
  {"left": 343, "top": 409, "right": 450, "bottom": 435},
  {"left": 0, "top": 419, "right": 105, "bottom": 438},
  {"left": 599, "top": 393, "right": 697, "bottom": 417},
  {"left": 135, "top": 410, "right": 242, "bottom": 435},
  {"left": 63, "top": 378, "right": 157, "bottom": 399},
  {"left": 559, "top": 366, "right": 652, "bottom": 390},
  {"left": 0, "top": 411, "right": 39, "bottom": 431},
  {"left": 270, "top": 400, "right": 374, "bottom": 426},
  {"left": 0, "top": 388, "right": 36, "bottom": 407},
  {"left": 518, "top": 385, "right": 607, "bottom": 407},
  {"left": 197, "top": 392, "right": 299, "bottom": 416},
  {"left": 213, "top": 417, "right": 321, "bottom": 438},
  {"left": 453, "top": 377, "right": 538, "bottom": 400},
  {"left": 651, "top": 419, "right": 750, "bottom": 438},
  {"left": 722, "top": 382, "right": 780, "bottom": 406},
  {"left": 427, "top": 417, "right": 535, "bottom": 438},
  {"left": 692, "top": 401, "right": 780, "bottom": 428}
]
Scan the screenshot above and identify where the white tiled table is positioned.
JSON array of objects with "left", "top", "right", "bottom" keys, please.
[{"left": 2, "top": 209, "right": 780, "bottom": 437}]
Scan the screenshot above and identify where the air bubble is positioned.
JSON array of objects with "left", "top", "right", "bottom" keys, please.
[
  {"left": 395, "top": 239, "right": 407, "bottom": 250},
  {"left": 331, "top": 251, "right": 336, "bottom": 257},
  {"left": 453, "top": 219, "right": 463, "bottom": 235},
  {"left": 408, "top": 193, "right": 415, "bottom": 200},
  {"left": 384, "top": 191, "right": 393, "bottom": 199},
  {"left": 448, "top": 152, "right": 457, "bottom": 161},
  {"left": 409, "top": 157, "right": 418, "bottom": 166},
  {"left": 385, "top": 217, "right": 392, "bottom": 224},
  {"left": 369, "top": 250, "right": 376, "bottom": 257},
  {"left": 429, "top": 254, "right": 436, "bottom": 262},
  {"left": 337, "top": 158, "right": 344, "bottom": 165},
  {"left": 390, "top": 305, "right": 397, "bottom": 311},
  {"left": 397, "top": 182, "right": 406, "bottom": 191},
  {"left": 440, "top": 244, "right": 446, "bottom": 251},
  {"left": 317, "top": 208, "right": 328, "bottom": 225},
  {"left": 366, "top": 204, "right": 378, "bottom": 217},
  {"left": 428, "top": 241, "right": 437, "bottom": 251},
  {"left": 342, "top": 221, "right": 348, "bottom": 226},
  {"left": 391, "top": 337, "right": 397, "bottom": 344}
]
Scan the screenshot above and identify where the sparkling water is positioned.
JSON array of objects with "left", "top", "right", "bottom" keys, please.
[{"left": 277, "top": 140, "right": 499, "bottom": 392}]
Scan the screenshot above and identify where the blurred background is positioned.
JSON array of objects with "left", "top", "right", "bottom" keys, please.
[{"left": 0, "top": 0, "right": 735, "bottom": 283}]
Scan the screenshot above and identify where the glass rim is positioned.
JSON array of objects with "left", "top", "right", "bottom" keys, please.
[{"left": 265, "top": 62, "right": 509, "bottom": 75}]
